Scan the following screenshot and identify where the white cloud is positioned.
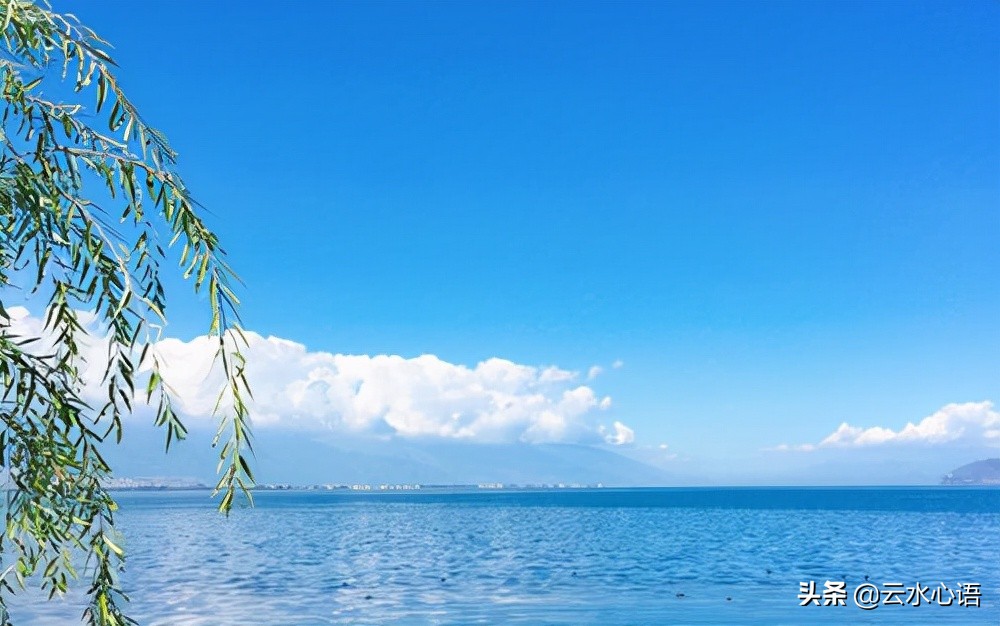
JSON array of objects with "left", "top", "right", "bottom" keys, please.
[
  {"left": 601, "top": 421, "right": 635, "bottom": 446},
  {"left": 612, "top": 359, "right": 624, "bottom": 369},
  {"left": 158, "top": 336, "right": 619, "bottom": 444},
  {"left": 538, "top": 365, "right": 577, "bottom": 383},
  {"left": 587, "top": 365, "right": 603, "bottom": 380},
  {"left": 772, "top": 401, "right": 1000, "bottom": 452},
  {"left": 655, "top": 443, "right": 678, "bottom": 459},
  {"left": 2, "top": 307, "right": 635, "bottom": 446},
  {"left": 766, "top": 443, "right": 815, "bottom": 453}
]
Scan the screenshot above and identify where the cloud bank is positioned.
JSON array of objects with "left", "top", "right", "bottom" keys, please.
[
  {"left": 3, "top": 307, "right": 629, "bottom": 446},
  {"left": 772, "top": 401, "right": 1000, "bottom": 452}
]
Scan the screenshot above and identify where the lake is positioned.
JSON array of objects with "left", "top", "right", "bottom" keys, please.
[{"left": 11, "top": 487, "right": 1000, "bottom": 624}]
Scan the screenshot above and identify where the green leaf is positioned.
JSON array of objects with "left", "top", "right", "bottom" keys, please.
[
  {"left": 102, "top": 535, "right": 123, "bottom": 558},
  {"left": 0, "top": 5, "right": 253, "bottom": 621},
  {"left": 96, "top": 73, "right": 107, "bottom": 112}
]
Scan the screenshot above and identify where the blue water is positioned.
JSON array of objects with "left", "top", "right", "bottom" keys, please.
[{"left": 11, "top": 487, "right": 1000, "bottom": 625}]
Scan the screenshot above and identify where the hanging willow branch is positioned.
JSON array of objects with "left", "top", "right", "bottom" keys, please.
[{"left": 0, "top": 2, "right": 253, "bottom": 624}]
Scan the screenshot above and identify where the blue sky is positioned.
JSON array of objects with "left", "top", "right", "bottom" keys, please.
[{"left": 39, "top": 1, "right": 999, "bottom": 483}]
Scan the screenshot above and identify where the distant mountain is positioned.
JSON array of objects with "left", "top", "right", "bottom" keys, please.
[
  {"left": 101, "top": 423, "right": 678, "bottom": 487},
  {"left": 252, "top": 436, "right": 678, "bottom": 486},
  {"left": 941, "top": 458, "right": 1000, "bottom": 486}
]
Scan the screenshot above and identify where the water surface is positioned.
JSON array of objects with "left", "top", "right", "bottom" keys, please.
[{"left": 11, "top": 487, "right": 1000, "bottom": 624}]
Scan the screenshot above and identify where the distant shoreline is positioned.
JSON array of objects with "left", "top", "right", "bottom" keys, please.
[{"left": 100, "top": 483, "right": 1000, "bottom": 492}]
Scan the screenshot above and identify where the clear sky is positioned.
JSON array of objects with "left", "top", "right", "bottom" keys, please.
[{"left": 39, "top": 0, "right": 999, "bottom": 483}]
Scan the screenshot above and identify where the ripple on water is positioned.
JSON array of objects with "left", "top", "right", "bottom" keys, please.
[{"left": 3, "top": 489, "right": 998, "bottom": 625}]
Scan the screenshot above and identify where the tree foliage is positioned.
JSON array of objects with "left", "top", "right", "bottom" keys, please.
[{"left": 0, "top": 2, "right": 253, "bottom": 623}]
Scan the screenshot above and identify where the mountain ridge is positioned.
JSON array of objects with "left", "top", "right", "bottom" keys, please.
[{"left": 941, "top": 458, "right": 1000, "bottom": 485}]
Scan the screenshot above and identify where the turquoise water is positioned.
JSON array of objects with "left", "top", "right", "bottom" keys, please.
[{"left": 12, "top": 487, "right": 1000, "bottom": 625}]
